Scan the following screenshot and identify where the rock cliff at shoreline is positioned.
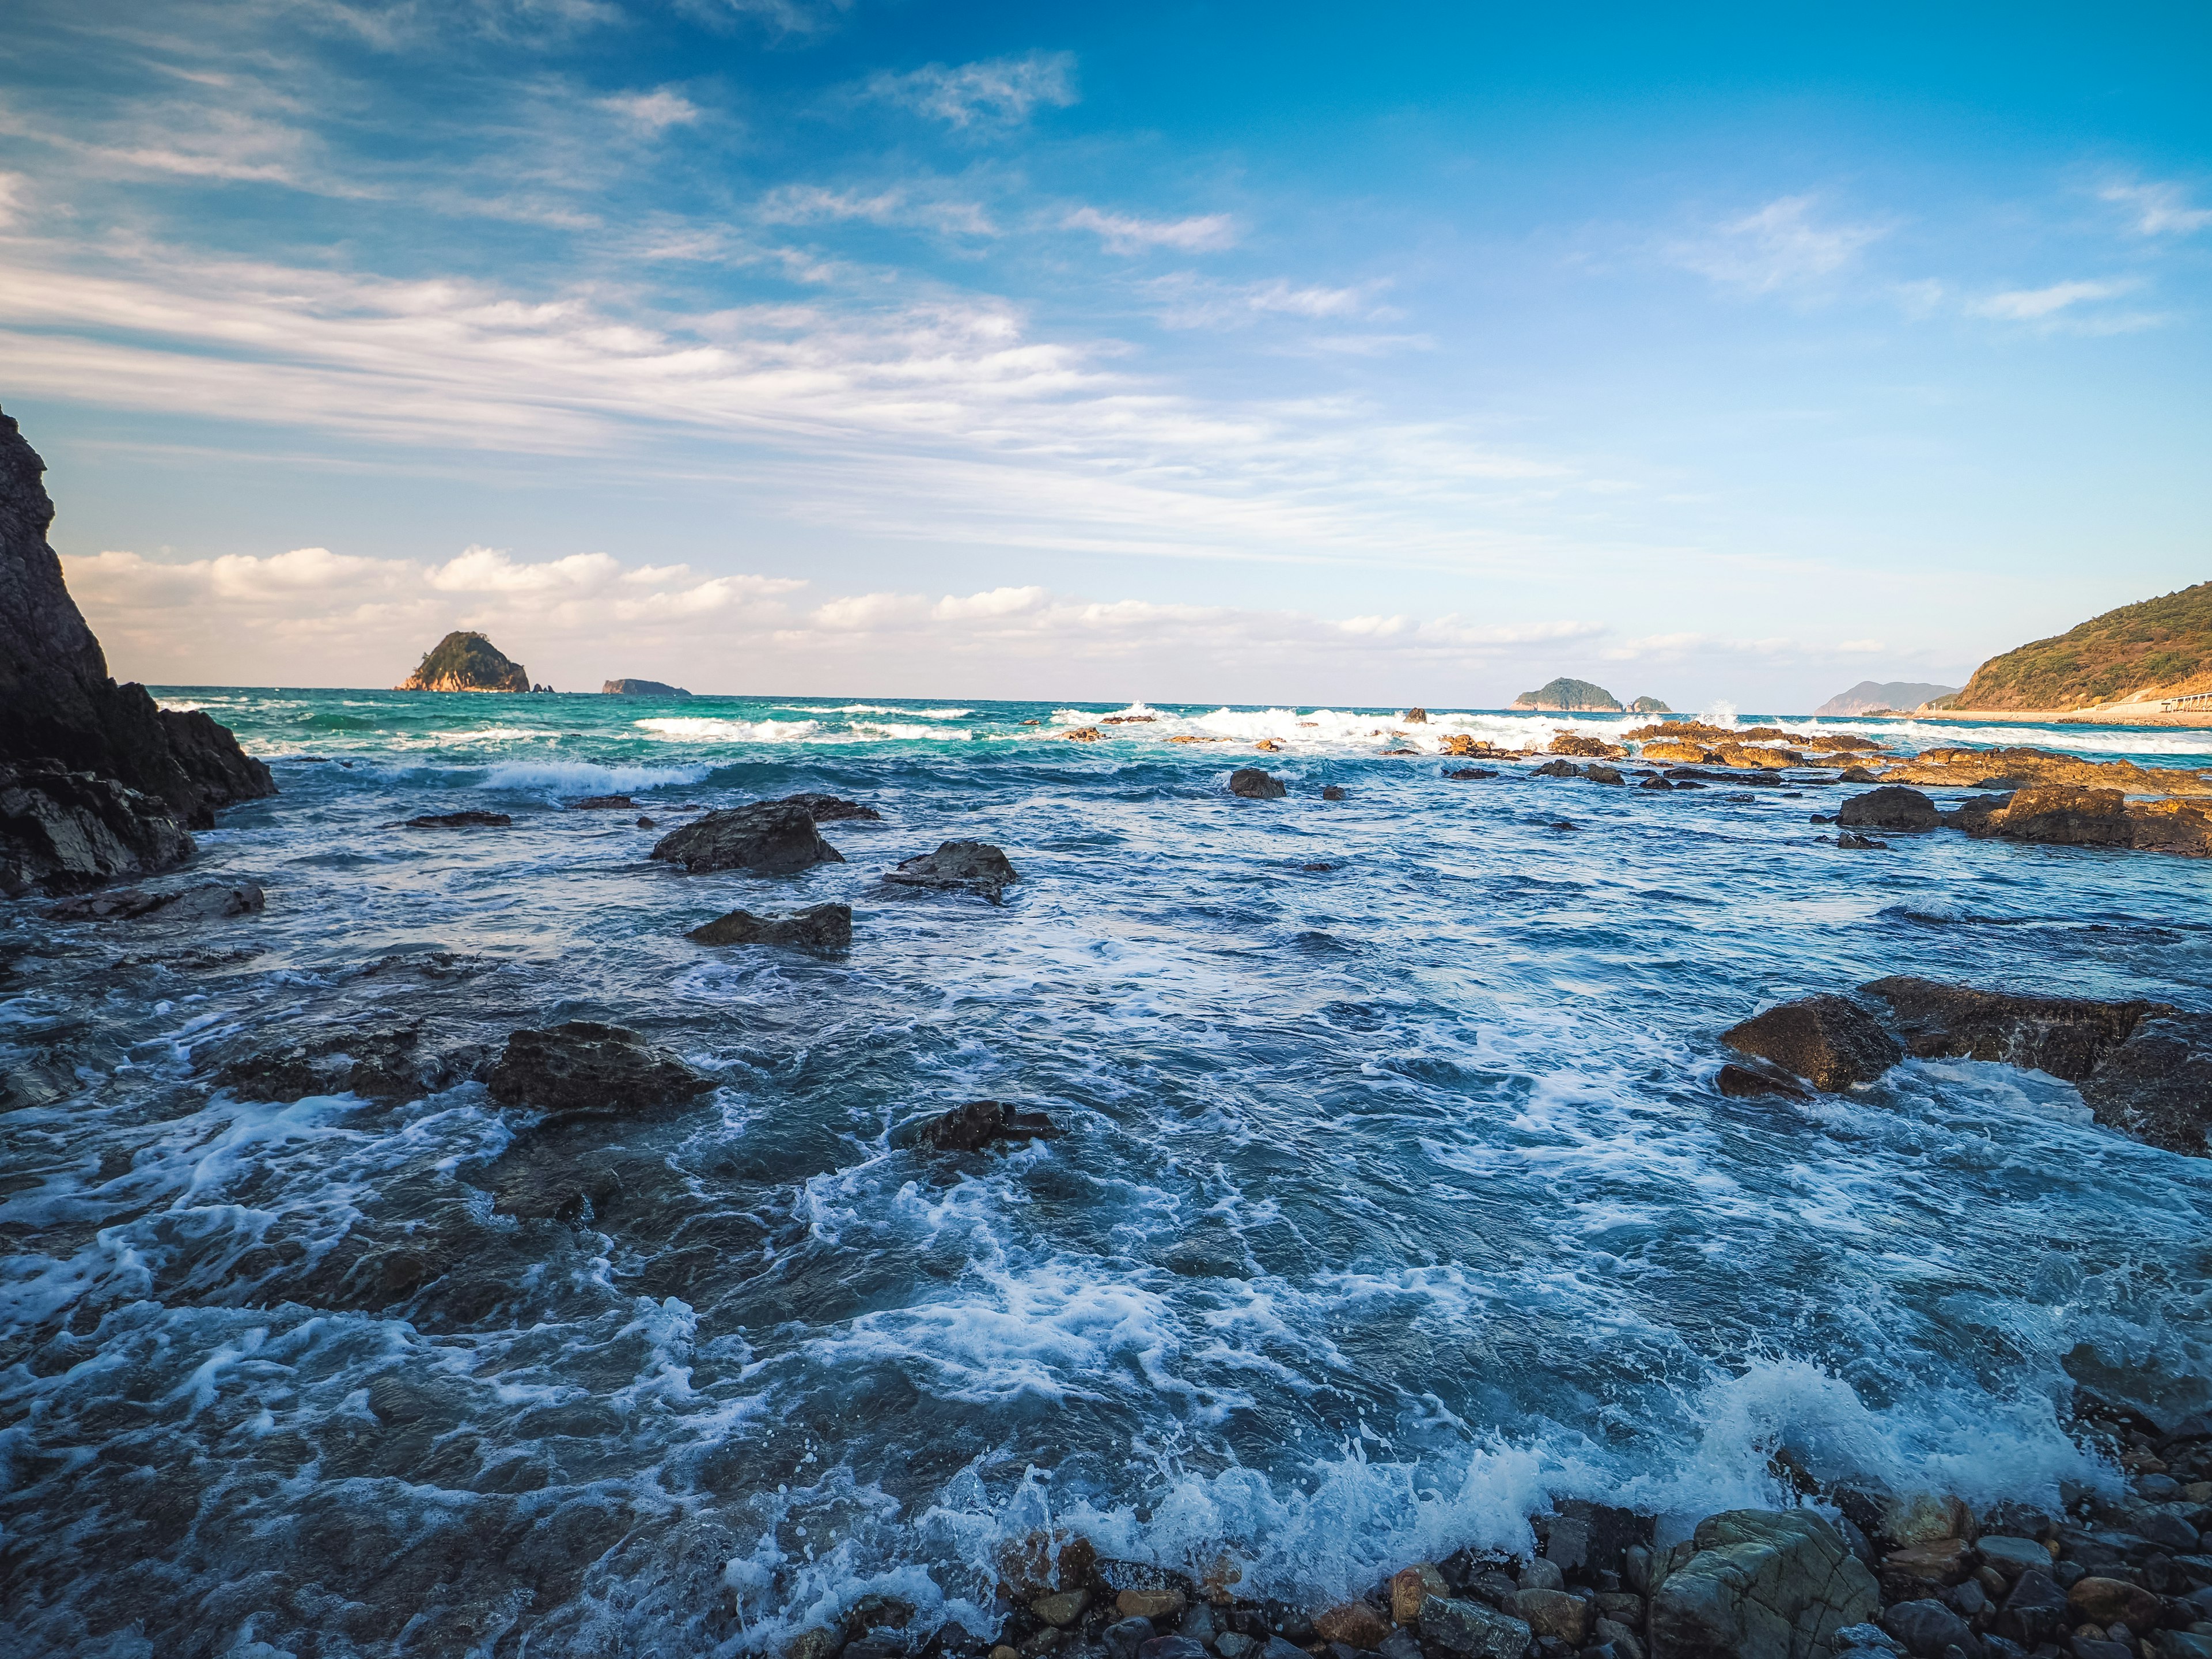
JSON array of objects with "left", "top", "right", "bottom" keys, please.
[
  {"left": 398, "top": 631, "right": 529, "bottom": 692},
  {"left": 0, "top": 406, "right": 274, "bottom": 893},
  {"left": 1512, "top": 677, "right": 1623, "bottom": 712},
  {"left": 1954, "top": 582, "right": 2212, "bottom": 710}
]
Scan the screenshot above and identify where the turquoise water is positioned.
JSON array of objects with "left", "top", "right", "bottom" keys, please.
[{"left": 3, "top": 688, "right": 2209, "bottom": 1658}]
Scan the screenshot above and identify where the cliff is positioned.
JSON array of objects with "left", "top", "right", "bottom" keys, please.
[
  {"left": 1, "top": 406, "right": 275, "bottom": 893},
  {"left": 603, "top": 678, "right": 691, "bottom": 697},
  {"left": 1956, "top": 584, "right": 2212, "bottom": 711},
  {"left": 1512, "top": 677, "right": 1622, "bottom": 712},
  {"left": 1815, "top": 680, "right": 1960, "bottom": 717},
  {"left": 399, "top": 632, "right": 530, "bottom": 692}
]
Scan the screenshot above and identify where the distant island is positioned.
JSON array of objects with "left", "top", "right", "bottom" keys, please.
[
  {"left": 603, "top": 679, "right": 691, "bottom": 698},
  {"left": 1627, "top": 695, "right": 1672, "bottom": 714},
  {"left": 1950, "top": 582, "right": 2212, "bottom": 714},
  {"left": 397, "top": 631, "right": 529, "bottom": 692},
  {"left": 1513, "top": 676, "right": 1626, "bottom": 712},
  {"left": 1813, "top": 680, "right": 1959, "bottom": 717}
]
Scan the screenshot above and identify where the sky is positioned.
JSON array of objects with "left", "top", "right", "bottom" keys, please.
[{"left": 2, "top": 0, "right": 2207, "bottom": 708}]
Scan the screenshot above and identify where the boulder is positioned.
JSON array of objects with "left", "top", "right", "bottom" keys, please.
[
  {"left": 1448, "top": 768, "right": 1500, "bottom": 781},
  {"left": 1642, "top": 740, "right": 1718, "bottom": 765},
  {"left": 49, "top": 879, "right": 263, "bottom": 922},
  {"left": 650, "top": 802, "right": 844, "bottom": 874},
  {"left": 1647, "top": 1510, "right": 1879, "bottom": 1659},
  {"left": 1992, "top": 1571, "right": 2071, "bottom": 1649},
  {"left": 0, "top": 763, "right": 195, "bottom": 895},
  {"left": 1510, "top": 1590, "right": 1590, "bottom": 1643},
  {"left": 1586, "top": 764, "right": 1626, "bottom": 785},
  {"left": 2066, "top": 1579, "right": 2162, "bottom": 1631},
  {"left": 486, "top": 1022, "right": 712, "bottom": 1118},
  {"left": 1721, "top": 997, "right": 1903, "bottom": 1092},
  {"left": 688, "top": 903, "right": 853, "bottom": 950},
  {"left": 2081, "top": 1016, "right": 2212, "bottom": 1156},
  {"left": 1532, "top": 760, "right": 1582, "bottom": 778},
  {"left": 1394, "top": 1565, "right": 1450, "bottom": 1624},
  {"left": 395, "top": 810, "right": 512, "bottom": 829},
  {"left": 1879, "top": 747, "right": 2212, "bottom": 798},
  {"left": 1230, "top": 768, "right": 1288, "bottom": 800},
  {"left": 778, "top": 793, "right": 882, "bottom": 823},
  {"left": 1322, "top": 785, "right": 1349, "bottom": 801},
  {"left": 1877, "top": 1541, "right": 1972, "bottom": 1601},
  {"left": 1065, "top": 726, "right": 1104, "bottom": 743},
  {"left": 1441, "top": 734, "right": 1498, "bottom": 756},
  {"left": 1315, "top": 1603, "right": 1393, "bottom": 1649},
  {"left": 998, "top": 1531, "right": 1097, "bottom": 1598},
  {"left": 1877, "top": 1601, "right": 1973, "bottom": 1659},
  {"left": 1965, "top": 786, "right": 2212, "bottom": 857},
  {"left": 1858, "top": 978, "right": 2168, "bottom": 1083},
  {"left": 1834, "top": 832, "right": 1888, "bottom": 850},
  {"left": 884, "top": 839, "right": 1018, "bottom": 899},
  {"left": 1404, "top": 707, "right": 1430, "bottom": 724},
  {"left": 912, "top": 1100, "right": 1063, "bottom": 1153},
  {"left": 217, "top": 1025, "right": 452, "bottom": 1104},
  {"left": 1838, "top": 788, "right": 1943, "bottom": 832},
  {"left": 1972, "top": 1539, "right": 2052, "bottom": 1583},
  {"left": 1420, "top": 1597, "right": 1533, "bottom": 1659}
]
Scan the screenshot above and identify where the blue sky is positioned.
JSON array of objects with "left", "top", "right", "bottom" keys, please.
[{"left": 3, "top": 0, "right": 2207, "bottom": 706}]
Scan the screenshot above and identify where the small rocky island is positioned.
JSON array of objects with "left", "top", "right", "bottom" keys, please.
[
  {"left": 1512, "top": 679, "right": 1668, "bottom": 713},
  {"left": 602, "top": 678, "right": 691, "bottom": 697},
  {"left": 397, "top": 631, "right": 530, "bottom": 692}
]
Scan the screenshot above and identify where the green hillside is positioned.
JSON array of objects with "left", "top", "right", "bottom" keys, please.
[
  {"left": 1959, "top": 582, "right": 2212, "bottom": 710},
  {"left": 1512, "top": 676, "right": 1622, "bottom": 711}
]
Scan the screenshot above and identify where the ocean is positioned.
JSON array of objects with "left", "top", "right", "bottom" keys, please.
[{"left": 3, "top": 690, "right": 2209, "bottom": 1658}]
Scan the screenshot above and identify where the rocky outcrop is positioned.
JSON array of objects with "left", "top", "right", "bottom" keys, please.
[
  {"left": 1648, "top": 1510, "right": 1879, "bottom": 1659},
  {"left": 486, "top": 1022, "right": 711, "bottom": 1118},
  {"left": 649, "top": 802, "right": 844, "bottom": 874},
  {"left": 884, "top": 840, "right": 1018, "bottom": 900},
  {"left": 2078, "top": 1013, "right": 2212, "bottom": 1156},
  {"left": 1964, "top": 785, "right": 2212, "bottom": 856},
  {"left": 1403, "top": 707, "right": 1430, "bottom": 723},
  {"left": 1877, "top": 747, "right": 2212, "bottom": 796},
  {"left": 1514, "top": 677, "right": 1623, "bottom": 712},
  {"left": 0, "top": 407, "right": 274, "bottom": 893},
  {"left": 1228, "top": 768, "right": 1287, "bottom": 800},
  {"left": 1721, "top": 997, "right": 1903, "bottom": 1092},
  {"left": 398, "top": 631, "right": 529, "bottom": 692},
  {"left": 1548, "top": 733, "right": 1626, "bottom": 759},
  {"left": 1836, "top": 788, "right": 1943, "bottom": 832},
  {"left": 50, "top": 879, "right": 263, "bottom": 922},
  {"left": 688, "top": 902, "right": 852, "bottom": 950},
  {"left": 215, "top": 1024, "right": 474, "bottom": 1104},
  {"left": 394, "top": 810, "right": 512, "bottom": 829},
  {"left": 601, "top": 679, "right": 690, "bottom": 696},
  {"left": 1861, "top": 977, "right": 2166, "bottom": 1081},
  {"left": 911, "top": 1099, "right": 1064, "bottom": 1152},
  {"left": 781, "top": 792, "right": 882, "bottom": 823}
]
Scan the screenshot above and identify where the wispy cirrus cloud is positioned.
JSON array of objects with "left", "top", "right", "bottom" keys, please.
[
  {"left": 599, "top": 88, "right": 702, "bottom": 134},
  {"left": 1671, "top": 194, "right": 1889, "bottom": 294},
  {"left": 865, "top": 51, "right": 1077, "bottom": 130},
  {"left": 1066, "top": 206, "right": 1237, "bottom": 254},
  {"left": 1150, "top": 275, "right": 1381, "bottom": 328},
  {"left": 757, "top": 183, "right": 997, "bottom": 237},
  {"left": 2101, "top": 179, "right": 2212, "bottom": 236},
  {"left": 1969, "top": 278, "right": 2136, "bottom": 321}
]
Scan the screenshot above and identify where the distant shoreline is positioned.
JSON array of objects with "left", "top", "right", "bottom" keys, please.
[{"left": 1909, "top": 704, "right": 2212, "bottom": 730}]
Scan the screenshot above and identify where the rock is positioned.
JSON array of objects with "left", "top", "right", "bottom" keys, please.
[
  {"left": 1441, "top": 734, "right": 1499, "bottom": 756},
  {"left": 1875, "top": 1498, "right": 1974, "bottom": 1552},
  {"left": 1879, "top": 748, "right": 2212, "bottom": 799},
  {"left": 884, "top": 839, "right": 1019, "bottom": 899},
  {"left": 1967, "top": 786, "right": 2212, "bottom": 857},
  {"left": 2135, "top": 1510, "right": 2203, "bottom": 1553},
  {"left": 913, "top": 1100, "right": 1063, "bottom": 1152},
  {"left": 1975, "top": 1540, "right": 2054, "bottom": 1582},
  {"left": 601, "top": 679, "right": 690, "bottom": 696},
  {"left": 784, "top": 1633, "right": 844, "bottom": 1659},
  {"left": 1879, "top": 1543, "right": 1974, "bottom": 1601},
  {"left": 50, "top": 878, "right": 262, "bottom": 922},
  {"left": 217, "top": 1025, "right": 448, "bottom": 1104},
  {"left": 1118, "top": 1589, "right": 1187, "bottom": 1622},
  {"left": 1316, "top": 1604, "right": 1392, "bottom": 1649},
  {"left": 397, "top": 631, "right": 529, "bottom": 692},
  {"left": 1839, "top": 788, "right": 1943, "bottom": 832},
  {"left": 1514, "top": 678, "right": 1624, "bottom": 713},
  {"left": 1720, "top": 997, "right": 1902, "bottom": 1092},
  {"left": 2078, "top": 1014, "right": 2212, "bottom": 1157},
  {"left": 1838, "top": 766, "right": 1879, "bottom": 783},
  {"left": 1642, "top": 740, "right": 1719, "bottom": 765},
  {"left": 1033, "top": 1590, "right": 1089, "bottom": 1627},
  {"left": 1641, "top": 777, "right": 1677, "bottom": 790},
  {"left": 1551, "top": 733, "right": 1628, "bottom": 759},
  {"left": 2067, "top": 1580, "right": 2163, "bottom": 1631},
  {"left": 1066, "top": 727, "right": 1104, "bottom": 742},
  {"left": 1322, "top": 785, "right": 1349, "bottom": 800},
  {"left": 1215, "top": 1637, "right": 1256, "bottom": 1659},
  {"left": 1380, "top": 1632, "right": 1423, "bottom": 1659},
  {"left": 1107, "top": 1619, "right": 1156, "bottom": 1659},
  {"left": 1396, "top": 1566, "right": 1450, "bottom": 1624},
  {"left": 687, "top": 903, "right": 853, "bottom": 950},
  {"left": 1715, "top": 1063, "right": 1812, "bottom": 1101},
  {"left": 1405, "top": 707, "right": 1430, "bottom": 723},
  {"left": 0, "top": 762, "right": 194, "bottom": 896},
  {"left": 1532, "top": 760, "right": 1582, "bottom": 778},
  {"left": 1829, "top": 1627, "right": 1898, "bottom": 1656},
  {"left": 999, "top": 1531, "right": 1097, "bottom": 1597},
  {"left": 1835, "top": 832, "right": 1889, "bottom": 850},
  {"left": 1993, "top": 1573, "right": 2071, "bottom": 1648},
  {"left": 1585, "top": 764, "right": 1625, "bottom": 785},
  {"left": 1449, "top": 768, "right": 1501, "bottom": 781},
  {"left": 1521, "top": 1560, "right": 1567, "bottom": 1593},
  {"left": 1512, "top": 1591, "right": 1590, "bottom": 1643},
  {"left": 1230, "top": 768, "right": 1288, "bottom": 800},
  {"left": 1878, "top": 1601, "right": 1974, "bottom": 1659},
  {"left": 637, "top": 816, "right": 655, "bottom": 828},
  {"left": 395, "top": 810, "right": 512, "bottom": 828},
  {"left": 1140, "top": 1642, "right": 1209, "bottom": 1659},
  {"left": 650, "top": 802, "right": 844, "bottom": 874},
  {"left": 1597, "top": 1620, "right": 1647, "bottom": 1659},
  {"left": 778, "top": 793, "right": 882, "bottom": 823},
  {"left": 570, "top": 794, "right": 636, "bottom": 809},
  {"left": 1422, "top": 1597, "right": 1535, "bottom": 1659},
  {"left": 486, "top": 1022, "right": 711, "bottom": 1118},
  {"left": 2070, "top": 1640, "right": 2131, "bottom": 1659},
  {"left": 1858, "top": 978, "right": 2166, "bottom": 1083},
  {"left": 1646, "top": 1509, "right": 1879, "bottom": 1659},
  {"left": 2153, "top": 1635, "right": 2212, "bottom": 1659}
]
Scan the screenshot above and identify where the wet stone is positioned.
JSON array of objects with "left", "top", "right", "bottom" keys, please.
[
  {"left": 884, "top": 839, "right": 1020, "bottom": 900},
  {"left": 687, "top": 902, "right": 853, "bottom": 950},
  {"left": 486, "top": 1021, "right": 711, "bottom": 1119},
  {"left": 1229, "top": 768, "right": 1288, "bottom": 800}
]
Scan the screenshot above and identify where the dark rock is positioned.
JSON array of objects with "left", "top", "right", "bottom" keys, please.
[
  {"left": 1108, "top": 1620, "right": 1157, "bottom": 1659},
  {"left": 570, "top": 794, "right": 635, "bottom": 809},
  {"left": 2067, "top": 1578, "right": 2164, "bottom": 1631},
  {"left": 1404, "top": 707, "right": 1430, "bottom": 723},
  {"left": 1586, "top": 765, "right": 1626, "bottom": 785},
  {"left": 0, "top": 762, "right": 194, "bottom": 895},
  {"left": 2136, "top": 1514, "right": 2203, "bottom": 1555},
  {"left": 1716, "top": 1062, "right": 1812, "bottom": 1100},
  {"left": 0, "top": 408, "right": 275, "bottom": 835},
  {"left": 688, "top": 902, "right": 852, "bottom": 950},
  {"left": 1839, "top": 788, "right": 1943, "bottom": 832},
  {"left": 1646, "top": 1509, "right": 1879, "bottom": 1659},
  {"left": 912, "top": 1100, "right": 1063, "bottom": 1153},
  {"left": 2078, "top": 1014, "right": 2212, "bottom": 1158},
  {"left": 395, "top": 810, "right": 512, "bottom": 829},
  {"left": 486, "top": 1022, "right": 711, "bottom": 1118},
  {"left": 650, "top": 802, "right": 844, "bottom": 874},
  {"left": 1859, "top": 977, "right": 2168, "bottom": 1083},
  {"left": 1230, "top": 768, "right": 1288, "bottom": 800},
  {"left": 1721, "top": 996, "right": 1903, "bottom": 1092},
  {"left": 885, "top": 839, "right": 1018, "bottom": 899},
  {"left": 1993, "top": 1572, "right": 2071, "bottom": 1648},
  {"left": 1449, "top": 768, "right": 1501, "bottom": 781},
  {"left": 1835, "top": 832, "right": 1889, "bottom": 850},
  {"left": 1520, "top": 1559, "right": 1567, "bottom": 1593},
  {"left": 1421, "top": 1598, "right": 1533, "bottom": 1659},
  {"left": 49, "top": 878, "right": 262, "bottom": 921},
  {"left": 637, "top": 816, "right": 655, "bottom": 828},
  {"left": 217, "top": 1025, "right": 445, "bottom": 1104},
  {"left": 1532, "top": 760, "right": 1582, "bottom": 778},
  {"left": 1642, "top": 777, "right": 1676, "bottom": 791},
  {"left": 1975, "top": 1540, "right": 2054, "bottom": 1582},
  {"left": 1321, "top": 785, "right": 1349, "bottom": 800},
  {"left": 1965, "top": 786, "right": 2212, "bottom": 858},
  {"left": 2069, "top": 1642, "right": 2130, "bottom": 1659},
  {"left": 778, "top": 793, "right": 882, "bottom": 823},
  {"left": 1881, "top": 1601, "right": 1975, "bottom": 1659}
]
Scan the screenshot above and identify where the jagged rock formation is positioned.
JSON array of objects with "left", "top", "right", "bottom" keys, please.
[
  {"left": 1955, "top": 582, "right": 2212, "bottom": 710},
  {"left": 1813, "top": 680, "right": 1959, "bottom": 717},
  {"left": 0, "top": 406, "right": 274, "bottom": 894},
  {"left": 1877, "top": 745, "right": 2212, "bottom": 796},
  {"left": 398, "top": 632, "right": 529, "bottom": 692},
  {"left": 601, "top": 679, "right": 690, "bottom": 697},
  {"left": 1512, "top": 677, "right": 1622, "bottom": 712}
]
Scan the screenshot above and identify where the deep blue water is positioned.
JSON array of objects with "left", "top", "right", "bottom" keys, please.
[{"left": 2, "top": 690, "right": 2209, "bottom": 1658}]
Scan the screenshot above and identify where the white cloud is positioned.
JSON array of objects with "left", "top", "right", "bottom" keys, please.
[
  {"left": 757, "top": 184, "right": 997, "bottom": 237},
  {"left": 866, "top": 51, "right": 1077, "bottom": 130},
  {"left": 0, "top": 172, "right": 28, "bottom": 226},
  {"left": 1066, "top": 207, "right": 1238, "bottom": 255},
  {"left": 2101, "top": 180, "right": 2212, "bottom": 236},
  {"left": 600, "top": 89, "right": 701, "bottom": 134},
  {"left": 1151, "top": 275, "right": 1379, "bottom": 328},
  {"left": 1969, "top": 278, "right": 2134, "bottom": 320},
  {"left": 1673, "top": 195, "right": 1889, "bottom": 294}
]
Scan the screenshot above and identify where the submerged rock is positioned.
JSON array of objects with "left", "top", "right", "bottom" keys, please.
[
  {"left": 1837, "top": 787, "right": 1943, "bottom": 832},
  {"left": 1321, "top": 785, "right": 1349, "bottom": 800},
  {"left": 1531, "top": 759, "right": 1581, "bottom": 778},
  {"left": 1859, "top": 976, "right": 2168, "bottom": 1082},
  {"left": 778, "top": 792, "right": 882, "bottom": 823},
  {"left": 688, "top": 902, "right": 853, "bottom": 950},
  {"left": 1648, "top": 1510, "right": 1878, "bottom": 1659},
  {"left": 1834, "top": 832, "right": 1888, "bottom": 850},
  {"left": 49, "top": 880, "right": 263, "bottom": 922},
  {"left": 569, "top": 794, "right": 635, "bottom": 810},
  {"left": 650, "top": 801, "right": 844, "bottom": 874},
  {"left": 487, "top": 1021, "right": 712, "bottom": 1118},
  {"left": 884, "top": 839, "right": 1018, "bottom": 899},
  {"left": 1715, "top": 1063, "right": 1810, "bottom": 1101},
  {"left": 1229, "top": 768, "right": 1287, "bottom": 800},
  {"left": 1585, "top": 764, "right": 1626, "bottom": 786},
  {"left": 1, "top": 763, "right": 194, "bottom": 895},
  {"left": 1448, "top": 768, "right": 1499, "bottom": 781},
  {"left": 394, "top": 810, "right": 512, "bottom": 829},
  {"left": 912, "top": 1099, "right": 1063, "bottom": 1152},
  {"left": 1721, "top": 996, "right": 1902, "bottom": 1092},
  {"left": 217, "top": 1024, "right": 457, "bottom": 1104},
  {"left": 2078, "top": 1013, "right": 2212, "bottom": 1157}
]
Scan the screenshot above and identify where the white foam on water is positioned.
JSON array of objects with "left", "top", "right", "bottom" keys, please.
[
  {"left": 786, "top": 704, "right": 976, "bottom": 719},
  {"left": 635, "top": 717, "right": 824, "bottom": 743},
  {"left": 845, "top": 722, "right": 978, "bottom": 742},
  {"left": 480, "top": 759, "right": 713, "bottom": 792}
]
